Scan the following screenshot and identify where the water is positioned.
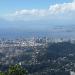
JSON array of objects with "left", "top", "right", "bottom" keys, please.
[
  {"left": 0, "top": 30, "right": 74, "bottom": 40},
  {"left": 0, "top": 25, "right": 75, "bottom": 39}
]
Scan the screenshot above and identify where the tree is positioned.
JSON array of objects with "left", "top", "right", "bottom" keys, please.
[
  {"left": 7, "top": 64, "right": 28, "bottom": 75},
  {"left": 0, "top": 71, "right": 5, "bottom": 75}
]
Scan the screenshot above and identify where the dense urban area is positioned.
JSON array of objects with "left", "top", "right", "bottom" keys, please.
[{"left": 0, "top": 37, "right": 75, "bottom": 75}]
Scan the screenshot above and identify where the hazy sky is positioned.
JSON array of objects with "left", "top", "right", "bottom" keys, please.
[{"left": 0, "top": 0, "right": 75, "bottom": 31}]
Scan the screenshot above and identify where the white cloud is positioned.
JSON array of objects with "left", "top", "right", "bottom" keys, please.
[
  {"left": 5, "top": 0, "right": 75, "bottom": 21},
  {"left": 8, "top": 9, "right": 49, "bottom": 17},
  {"left": 49, "top": 0, "right": 75, "bottom": 14}
]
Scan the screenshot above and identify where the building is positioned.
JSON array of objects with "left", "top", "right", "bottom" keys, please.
[{"left": 70, "top": 71, "right": 75, "bottom": 75}]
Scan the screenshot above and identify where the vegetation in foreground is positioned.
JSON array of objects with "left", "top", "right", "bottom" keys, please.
[{"left": 0, "top": 64, "right": 28, "bottom": 75}]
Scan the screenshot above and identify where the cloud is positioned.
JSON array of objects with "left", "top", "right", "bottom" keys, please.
[
  {"left": 4, "top": 0, "right": 75, "bottom": 21},
  {"left": 49, "top": 0, "right": 75, "bottom": 14},
  {"left": 14, "top": 9, "right": 48, "bottom": 16}
]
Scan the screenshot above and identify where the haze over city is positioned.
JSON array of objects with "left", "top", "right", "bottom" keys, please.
[{"left": 0, "top": 0, "right": 75, "bottom": 75}]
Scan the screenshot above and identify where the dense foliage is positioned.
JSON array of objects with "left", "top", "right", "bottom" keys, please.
[{"left": 0, "top": 64, "right": 28, "bottom": 75}]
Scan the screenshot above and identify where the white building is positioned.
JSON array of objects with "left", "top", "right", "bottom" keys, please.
[{"left": 70, "top": 71, "right": 75, "bottom": 75}]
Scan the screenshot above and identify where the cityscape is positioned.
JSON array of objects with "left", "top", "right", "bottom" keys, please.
[
  {"left": 0, "top": 37, "right": 74, "bottom": 75},
  {"left": 0, "top": 0, "right": 75, "bottom": 75}
]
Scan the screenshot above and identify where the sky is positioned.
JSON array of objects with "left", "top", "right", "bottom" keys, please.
[
  {"left": 0, "top": 0, "right": 75, "bottom": 31},
  {"left": 0, "top": 0, "right": 72, "bottom": 15}
]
